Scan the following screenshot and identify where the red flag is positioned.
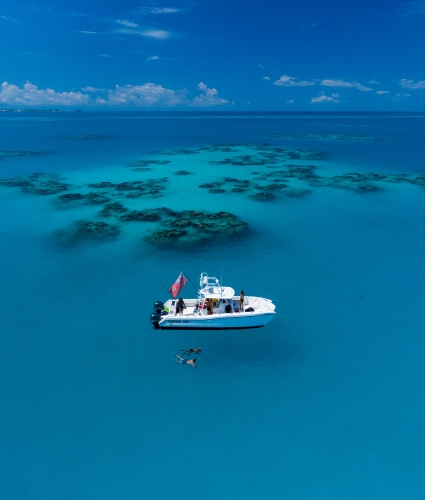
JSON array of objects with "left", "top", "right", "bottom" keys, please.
[{"left": 169, "top": 271, "right": 188, "bottom": 298}]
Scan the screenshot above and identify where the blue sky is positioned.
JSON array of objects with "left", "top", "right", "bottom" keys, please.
[{"left": 0, "top": 0, "right": 424, "bottom": 110}]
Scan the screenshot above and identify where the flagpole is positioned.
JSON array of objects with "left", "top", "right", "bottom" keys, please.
[{"left": 182, "top": 271, "right": 198, "bottom": 292}]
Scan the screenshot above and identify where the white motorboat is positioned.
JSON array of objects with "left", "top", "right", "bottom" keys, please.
[{"left": 150, "top": 272, "right": 276, "bottom": 330}]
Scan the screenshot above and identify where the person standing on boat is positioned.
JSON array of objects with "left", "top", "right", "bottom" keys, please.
[
  {"left": 205, "top": 298, "right": 213, "bottom": 315},
  {"left": 240, "top": 290, "right": 245, "bottom": 312},
  {"left": 176, "top": 297, "right": 186, "bottom": 316}
]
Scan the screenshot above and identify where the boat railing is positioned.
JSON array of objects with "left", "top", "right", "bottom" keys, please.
[{"left": 198, "top": 272, "right": 224, "bottom": 298}]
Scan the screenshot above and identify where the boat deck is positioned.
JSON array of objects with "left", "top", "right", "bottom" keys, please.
[{"left": 163, "top": 296, "right": 275, "bottom": 318}]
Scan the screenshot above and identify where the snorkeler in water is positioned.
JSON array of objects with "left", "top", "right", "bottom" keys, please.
[
  {"left": 172, "top": 354, "right": 198, "bottom": 368},
  {"left": 179, "top": 348, "right": 202, "bottom": 355}
]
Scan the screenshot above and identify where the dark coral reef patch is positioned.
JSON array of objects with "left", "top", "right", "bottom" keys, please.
[
  {"left": 125, "top": 159, "right": 171, "bottom": 169},
  {"left": 58, "top": 135, "right": 104, "bottom": 140},
  {"left": 268, "top": 134, "right": 383, "bottom": 141},
  {"left": 174, "top": 170, "right": 193, "bottom": 175},
  {"left": 144, "top": 209, "right": 248, "bottom": 247},
  {"left": 99, "top": 202, "right": 128, "bottom": 217},
  {"left": 0, "top": 173, "right": 71, "bottom": 194},
  {"left": 55, "top": 220, "right": 121, "bottom": 246},
  {"left": 58, "top": 191, "right": 112, "bottom": 205},
  {"left": 87, "top": 177, "right": 168, "bottom": 198},
  {"left": 0, "top": 150, "right": 44, "bottom": 160}
]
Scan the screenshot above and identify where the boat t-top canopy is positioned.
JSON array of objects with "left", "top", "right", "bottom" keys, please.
[{"left": 199, "top": 273, "right": 235, "bottom": 300}]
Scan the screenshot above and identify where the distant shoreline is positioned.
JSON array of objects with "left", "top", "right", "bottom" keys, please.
[
  {"left": 0, "top": 109, "right": 73, "bottom": 113},
  {"left": 0, "top": 109, "right": 424, "bottom": 115}
]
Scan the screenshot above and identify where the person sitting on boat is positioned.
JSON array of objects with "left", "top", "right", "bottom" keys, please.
[
  {"left": 240, "top": 290, "right": 245, "bottom": 312},
  {"left": 180, "top": 348, "right": 202, "bottom": 355},
  {"left": 176, "top": 297, "right": 186, "bottom": 316},
  {"left": 172, "top": 354, "right": 198, "bottom": 368}
]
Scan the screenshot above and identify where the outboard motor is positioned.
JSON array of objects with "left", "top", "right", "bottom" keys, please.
[
  {"left": 150, "top": 312, "right": 162, "bottom": 329},
  {"left": 154, "top": 301, "right": 165, "bottom": 314}
]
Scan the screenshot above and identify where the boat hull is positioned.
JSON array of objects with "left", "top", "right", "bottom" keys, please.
[{"left": 158, "top": 312, "right": 275, "bottom": 330}]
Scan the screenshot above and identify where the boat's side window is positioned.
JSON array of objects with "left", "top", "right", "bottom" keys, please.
[{"left": 171, "top": 301, "right": 175, "bottom": 305}]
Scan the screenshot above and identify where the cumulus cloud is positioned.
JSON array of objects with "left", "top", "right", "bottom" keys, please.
[
  {"left": 0, "top": 82, "right": 90, "bottom": 106},
  {"left": 311, "top": 93, "right": 340, "bottom": 103},
  {"left": 98, "top": 82, "right": 228, "bottom": 107},
  {"left": 191, "top": 82, "right": 229, "bottom": 107},
  {"left": 320, "top": 79, "right": 372, "bottom": 91},
  {"left": 97, "top": 83, "right": 186, "bottom": 107},
  {"left": 262, "top": 76, "right": 271, "bottom": 81},
  {"left": 116, "top": 19, "right": 138, "bottom": 28},
  {"left": 79, "top": 31, "right": 97, "bottom": 34},
  {"left": 400, "top": 78, "right": 425, "bottom": 89},
  {"left": 376, "top": 90, "right": 390, "bottom": 95},
  {"left": 147, "top": 55, "right": 161, "bottom": 61},
  {"left": 0, "top": 81, "right": 229, "bottom": 108},
  {"left": 274, "top": 75, "right": 315, "bottom": 87}
]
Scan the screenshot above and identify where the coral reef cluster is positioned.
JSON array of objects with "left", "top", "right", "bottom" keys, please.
[
  {"left": 268, "top": 134, "right": 383, "bottom": 141},
  {"left": 2, "top": 138, "right": 424, "bottom": 250}
]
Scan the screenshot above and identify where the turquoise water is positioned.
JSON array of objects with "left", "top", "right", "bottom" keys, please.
[{"left": 1, "top": 112, "right": 424, "bottom": 499}]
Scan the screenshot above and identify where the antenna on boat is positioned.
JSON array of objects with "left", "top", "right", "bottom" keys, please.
[{"left": 154, "top": 276, "right": 173, "bottom": 297}]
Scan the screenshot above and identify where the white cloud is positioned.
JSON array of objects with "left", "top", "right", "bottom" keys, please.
[
  {"left": 274, "top": 75, "right": 315, "bottom": 87},
  {"left": 140, "top": 29, "right": 171, "bottom": 39},
  {"left": 191, "top": 82, "right": 229, "bottom": 107},
  {"left": 311, "top": 93, "right": 340, "bottom": 103},
  {"left": 153, "top": 8, "right": 180, "bottom": 13},
  {"left": 98, "top": 54, "right": 110, "bottom": 57},
  {"left": 376, "top": 90, "right": 390, "bottom": 95},
  {"left": 0, "top": 15, "right": 17, "bottom": 22},
  {"left": 147, "top": 55, "right": 161, "bottom": 61},
  {"left": 262, "top": 76, "right": 271, "bottom": 81},
  {"left": 82, "top": 86, "right": 104, "bottom": 92},
  {"left": 286, "top": 99, "right": 294, "bottom": 103},
  {"left": 116, "top": 19, "right": 138, "bottom": 28},
  {"left": 98, "top": 82, "right": 228, "bottom": 107},
  {"left": 354, "top": 83, "right": 373, "bottom": 92},
  {"left": 392, "top": 92, "right": 411, "bottom": 100},
  {"left": 116, "top": 28, "right": 171, "bottom": 39},
  {"left": 0, "top": 82, "right": 90, "bottom": 106},
  {"left": 0, "top": 81, "right": 229, "bottom": 108},
  {"left": 320, "top": 79, "right": 372, "bottom": 91},
  {"left": 258, "top": 64, "right": 264, "bottom": 69},
  {"left": 138, "top": 7, "right": 182, "bottom": 14},
  {"left": 97, "top": 83, "right": 187, "bottom": 107},
  {"left": 400, "top": 78, "right": 425, "bottom": 89}
]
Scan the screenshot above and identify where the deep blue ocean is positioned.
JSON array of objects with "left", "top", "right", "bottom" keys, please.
[{"left": 1, "top": 112, "right": 424, "bottom": 499}]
